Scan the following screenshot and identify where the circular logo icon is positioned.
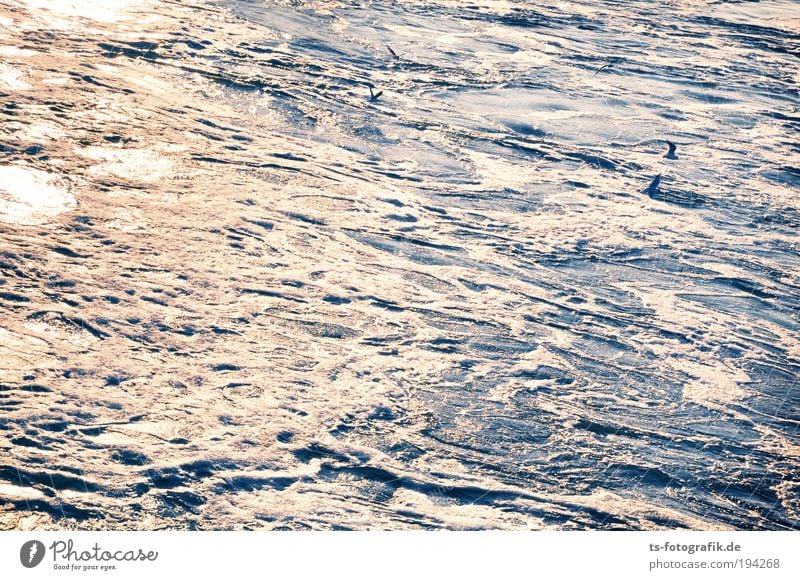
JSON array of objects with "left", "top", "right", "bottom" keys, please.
[{"left": 20, "top": 540, "right": 46, "bottom": 568}]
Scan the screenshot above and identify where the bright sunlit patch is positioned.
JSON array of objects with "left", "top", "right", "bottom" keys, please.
[
  {"left": 41, "top": 75, "right": 70, "bottom": 85},
  {"left": 80, "top": 146, "right": 174, "bottom": 182},
  {"left": 0, "top": 45, "right": 38, "bottom": 57},
  {"left": 19, "top": 0, "right": 149, "bottom": 23},
  {"left": 6, "top": 121, "right": 66, "bottom": 141},
  {"left": 679, "top": 360, "right": 751, "bottom": 410},
  {"left": 0, "top": 165, "right": 76, "bottom": 224},
  {"left": 0, "top": 63, "right": 31, "bottom": 90},
  {"left": 0, "top": 483, "right": 48, "bottom": 501}
]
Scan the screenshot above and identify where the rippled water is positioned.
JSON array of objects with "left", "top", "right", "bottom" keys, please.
[{"left": 0, "top": 0, "right": 798, "bottom": 530}]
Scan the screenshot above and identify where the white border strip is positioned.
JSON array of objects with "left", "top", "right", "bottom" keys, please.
[{"left": 1, "top": 531, "right": 797, "bottom": 579}]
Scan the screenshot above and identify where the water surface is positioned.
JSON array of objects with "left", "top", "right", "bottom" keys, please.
[{"left": 0, "top": 0, "right": 798, "bottom": 530}]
